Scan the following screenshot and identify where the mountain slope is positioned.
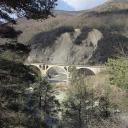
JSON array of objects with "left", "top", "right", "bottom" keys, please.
[
  {"left": 25, "top": 0, "right": 128, "bottom": 65},
  {"left": 95, "top": 0, "right": 128, "bottom": 12},
  {"left": 0, "top": 0, "right": 128, "bottom": 64},
  {"left": 13, "top": 11, "right": 78, "bottom": 44}
]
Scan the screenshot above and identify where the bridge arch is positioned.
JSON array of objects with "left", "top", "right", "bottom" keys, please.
[
  {"left": 76, "top": 68, "right": 95, "bottom": 76},
  {"left": 28, "top": 65, "right": 42, "bottom": 76},
  {"left": 28, "top": 64, "right": 46, "bottom": 76},
  {"left": 46, "top": 66, "right": 68, "bottom": 78}
]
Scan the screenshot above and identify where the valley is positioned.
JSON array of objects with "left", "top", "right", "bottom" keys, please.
[{"left": 0, "top": 0, "right": 128, "bottom": 128}]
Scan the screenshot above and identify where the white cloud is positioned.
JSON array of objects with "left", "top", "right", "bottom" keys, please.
[{"left": 63, "top": 0, "right": 107, "bottom": 10}]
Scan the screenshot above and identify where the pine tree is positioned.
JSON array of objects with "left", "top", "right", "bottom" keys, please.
[
  {"left": 0, "top": 0, "right": 57, "bottom": 23},
  {"left": 25, "top": 80, "right": 60, "bottom": 127}
]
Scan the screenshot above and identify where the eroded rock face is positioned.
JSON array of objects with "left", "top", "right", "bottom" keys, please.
[
  {"left": 26, "top": 27, "right": 103, "bottom": 65},
  {"left": 86, "top": 29, "right": 103, "bottom": 48},
  {"left": 26, "top": 25, "right": 128, "bottom": 65}
]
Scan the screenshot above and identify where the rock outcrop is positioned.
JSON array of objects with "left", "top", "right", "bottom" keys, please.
[{"left": 27, "top": 28, "right": 103, "bottom": 64}]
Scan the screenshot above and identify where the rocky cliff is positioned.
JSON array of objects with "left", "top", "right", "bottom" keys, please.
[{"left": 27, "top": 28, "right": 104, "bottom": 64}]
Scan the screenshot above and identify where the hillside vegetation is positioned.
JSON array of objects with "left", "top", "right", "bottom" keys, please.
[{"left": 0, "top": 0, "right": 128, "bottom": 127}]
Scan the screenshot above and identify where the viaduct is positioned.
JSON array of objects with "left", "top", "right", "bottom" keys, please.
[{"left": 25, "top": 63, "right": 105, "bottom": 78}]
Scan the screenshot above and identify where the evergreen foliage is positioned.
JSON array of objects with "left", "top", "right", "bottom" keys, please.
[
  {"left": 106, "top": 57, "right": 128, "bottom": 89},
  {"left": 0, "top": 0, "right": 57, "bottom": 23}
]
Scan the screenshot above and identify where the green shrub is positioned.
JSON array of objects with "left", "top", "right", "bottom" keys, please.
[{"left": 106, "top": 57, "right": 128, "bottom": 89}]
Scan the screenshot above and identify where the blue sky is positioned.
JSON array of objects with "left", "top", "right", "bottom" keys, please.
[{"left": 56, "top": 0, "right": 108, "bottom": 11}]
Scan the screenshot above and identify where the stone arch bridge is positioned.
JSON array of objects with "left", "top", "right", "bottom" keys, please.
[{"left": 25, "top": 63, "right": 105, "bottom": 78}]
